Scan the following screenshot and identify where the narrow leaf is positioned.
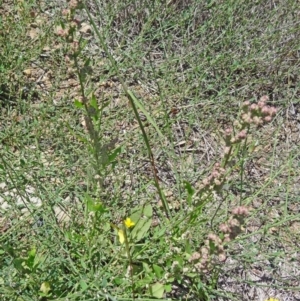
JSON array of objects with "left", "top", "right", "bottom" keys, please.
[
  {"left": 127, "top": 90, "right": 164, "bottom": 139},
  {"left": 131, "top": 218, "right": 152, "bottom": 242}
]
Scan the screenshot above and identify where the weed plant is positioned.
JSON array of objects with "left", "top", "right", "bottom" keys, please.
[{"left": 0, "top": 0, "right": 299, "bottom": 301}]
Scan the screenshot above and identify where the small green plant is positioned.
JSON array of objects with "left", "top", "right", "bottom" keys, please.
[{"left": 5, "top": 0, "right": 280, "bottom": 299}]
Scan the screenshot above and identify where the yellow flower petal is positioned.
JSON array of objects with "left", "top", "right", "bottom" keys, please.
[
  {"left": 118, "top": 229, "right": 125, "bottom": 244},
  {"left": 124, "top": 217, "right": 135, "bottom": 229}
]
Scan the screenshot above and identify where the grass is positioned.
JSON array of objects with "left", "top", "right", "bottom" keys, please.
[{"left": 0, "top": 0, "right": 299, "bottom": 300}]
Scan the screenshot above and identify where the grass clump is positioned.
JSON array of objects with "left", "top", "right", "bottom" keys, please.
[{"left": 0, "top": 0, "right": 299, "bottom": 300}]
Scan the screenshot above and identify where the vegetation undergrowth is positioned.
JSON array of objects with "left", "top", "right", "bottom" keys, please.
[{"left": 0, "top": 0, "right": 299, "bottom": 301}]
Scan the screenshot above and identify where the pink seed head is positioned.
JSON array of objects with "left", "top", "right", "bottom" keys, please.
[
  {"left": 225, "top": 128, "right": 232, "bottom": 136},
  {"left": 242, "top": 101, "right": 250, "bottom": 110},
  {"left": 270, "top": 107, "right": 277, "bottom": 116},
  {"left": 232, "top": 206, "right": 249, "bottom": 216},
  {"left": 252, "top": 116, "right": 263, "bottom": 125},
  {"left": 237, "top": 130, "right": 247, "bottom": 139},
  {"left": 264, "top": 116, "right": 272, "bottom": 122},
  {"left": 218, "top": 253, "right": 227, "bottom": 262},
  {"left": 219, "top": 223, "right": 230, "bottom": 233},
  {"left": 250, "top": 103, "right": 258, "bottom": 111},
  {"left": 229, "top": 218, "right": 240, "bottom": 228},
  {"left": 260, "top": 95, "right": 269, "bottom": 102},
  {"left": 224, "top": 146, "right": 231, "bottom": 155},
  {"left": 261, "top": 106, "right": 270, "bottom": 115}
]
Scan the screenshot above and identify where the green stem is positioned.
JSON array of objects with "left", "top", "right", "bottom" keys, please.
[{"left": 83, "top": 3, "right": 171, "bottom": 218}]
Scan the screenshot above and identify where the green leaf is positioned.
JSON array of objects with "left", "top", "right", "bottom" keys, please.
[
  {"left": 184, "top": 181, "right": 195, "bottom": 205},
  {"left": 150, "top": 282, "right": 164, "bottom": 299},
  {"left": 184, "top": 181, "right": 194, "bottom": 195},
  {"left": 108, "top": 146, "right": 121, "bottom": 163},
  {"left": 20, "top": 158, "right": 26, "bottom": 167},
  {"left": 113, "top": 278, "right": 123, "bottom": 285},
  {"left": 153, "top": 226, "right": 166, "bottom": 239},
  {"left": 28, "top": 247, "right": 36, "bottom": 258},
  {"left": 89, "top": 94, "right": 98, "bottom": 110},
  {"left": 74, "top": 99, "right": 84, "bottom": 109},
  {"left": 153, "top": 264, "right": 163, "bottom": 278},
  {"left": 185, "top": 239, "right": 192, "bottom": 254},
  {"left": 143, "top": 262, "right": 151, "bottom": 274},
  {"left": 130, "top": 206, "right": 143, "bottom": 224},
  {"left": 143, "top": 204, "right": 152, "bottom": 218},
  {"left": 127, "top": 90, "right": 164, "bottom": 139},
  {"left": 40, "top": 282, "right": 51, "bottom": 295},
  {"left": 13, "top": 258, "right": 25, "bottom": 273},
  {"left": 175, "top": 256, "right": 183, "bottom": 267},
  {"left": 208, "top": 240, "right": 216, "bottom": 253},
  {"left": 26, "top": 247, "right": 36, "bottom": 269},
  {"left": 80, "top": 257, "right": 87, "bottom": 270},
  {"left": 131, "top": 217, "right": 152, "bottom": 242},
  {"left": 85, "top": 194, "right": 105, "bottom": 213},
  {"left": 80, "top": 280, "right": 88, "bottom": 292},
  {"left": 130, "top": 204, "right": 153, "bottom": 241},
  {"left": 84, "top": 57, "right": 91, "bottom": 67}
]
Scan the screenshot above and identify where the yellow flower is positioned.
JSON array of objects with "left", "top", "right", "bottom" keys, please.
[
  {"left": 265, "top": 298, "right": 280, "bottom": 301},
  {"left": 110, "top": 223, "right": 126, "bottom": 244},
  {"left": 118, "top": 229, "right": 125, "bottom": 244},
  {"left": 124, "top": 217, "right": 135, "bottom": 228}
]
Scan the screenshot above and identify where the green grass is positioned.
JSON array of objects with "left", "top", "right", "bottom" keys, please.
[{"left": 0, "top": 0, "right": 300, "bottom": 300}]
